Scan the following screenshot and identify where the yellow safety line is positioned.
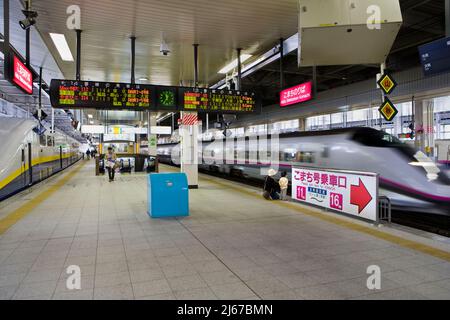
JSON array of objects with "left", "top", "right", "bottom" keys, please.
[
  {"left": 197, "top": 173, "right": 450, "bottom": 262},
  {"left": 0, "top": 161, "right": 85, "bottom": 235}
]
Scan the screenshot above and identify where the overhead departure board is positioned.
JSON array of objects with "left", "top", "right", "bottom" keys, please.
[
  {"left": 209, "top": 89, "right": 257, "bottom": 113},
  {"left": 50, "top": 79, "right": 260, "bottom": 113},
  {"left": 179, "top": 87, "right": 209, "bottom": 112},
  {"left": 50, "top": 79, "right": 155, "bottom": 110}
]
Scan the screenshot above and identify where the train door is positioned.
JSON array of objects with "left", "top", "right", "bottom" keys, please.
[{"left": 21, "top": 145, "right": 26, "bottom": 187}]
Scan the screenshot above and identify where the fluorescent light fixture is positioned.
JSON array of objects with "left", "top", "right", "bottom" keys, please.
[
  {"left": 49, "top": 33, "right": 74, "bottom": 61},
  {"left": 88, "top": 114, "right": 93, "bottom": 118},
  {"left": 138, "top": 77, "right": 149, "bottom": 81},
  {"left": 218, "top": 54, "right": 252, "bottom": 74}
]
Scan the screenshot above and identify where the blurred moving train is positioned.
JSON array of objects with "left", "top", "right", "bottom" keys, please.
[
  {"left": 158, "top": 127, "right": 450, "bottom": 215},
  {"left": 0, "top": 117, "right": 82, "bottom": 201}
]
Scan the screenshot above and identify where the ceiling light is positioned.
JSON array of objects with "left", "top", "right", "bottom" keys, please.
[
  {"left": 88, "top": 114, "right": 93, "bottom": 118},
  {"left": 139, "top": 77, "right": 149, "bottom": 81},
  {"left": 218, "top": 54, "right": 252, "bottom": 74},
  {"left": 49, "top": 33, "right": 74, "bottom": 61}
]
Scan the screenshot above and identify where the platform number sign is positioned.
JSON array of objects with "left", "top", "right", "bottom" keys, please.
[
  {"left": 377, "top": 73, "right": 398, "bottom": 122},
  {"left": 378, "top": 97, "right": 398, "bottom": 122},
  {"left": 377, "top": 73, "right": 397, "bottom": 95}
]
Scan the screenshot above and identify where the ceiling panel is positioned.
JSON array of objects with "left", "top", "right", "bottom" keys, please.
[{"left": 32, "top": 0, "right": 299, "bottom": 86}]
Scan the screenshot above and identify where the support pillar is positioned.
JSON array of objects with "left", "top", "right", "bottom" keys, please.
[
  {"left": 180, "top": 112, "right": 199, "bottom": 188},
  {"left": 414, "top": 99, "right": 435, "bottom": 158},
  {"left": 147, "top": 113, "right": 157, "bottom": 156}
]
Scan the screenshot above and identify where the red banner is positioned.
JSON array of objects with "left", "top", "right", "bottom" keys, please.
[
  {"left": 13, "top": 56, "right": 33, "bottom": 94},
  {"left": 280, "top": 81, "right": 312, "bottom": 107}
]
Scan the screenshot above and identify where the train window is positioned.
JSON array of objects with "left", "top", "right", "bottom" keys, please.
[
  {"left": 321, "top": 147, "right": 330, "bottom": 158},
  {"left": 296, "top": 151, "right": 315, "bottom": 163},
  {"left": 39, "top": 135, "right": 46, "bottom": 146},
  {"left": 47, "top": 136, "right": 54, "bottom": 147},
  {"left": 283, "top": 152, "right": 297, "bottom": 162},
  {"left": 352, "top": 128, "right": 403, "bottom": 147}
]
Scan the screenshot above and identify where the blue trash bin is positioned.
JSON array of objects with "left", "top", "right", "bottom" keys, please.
[{"left": 147, "top": 173, "right": 189, "bottom": 218}]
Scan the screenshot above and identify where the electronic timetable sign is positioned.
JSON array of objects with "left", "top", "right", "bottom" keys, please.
[
  {"left": 209, "top": 89, "right": 257, "bottom": 113},
  {"left": 179, "top": 87, "right": 209, "bottom": 112},
  {"left": 50, "top": 79, "right": 260, "bottom": 113},
  {"left": 50, "top": 80, "right": 154, "bottom": 110}
]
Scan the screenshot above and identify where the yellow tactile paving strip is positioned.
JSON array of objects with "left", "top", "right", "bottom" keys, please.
[{"left": 0, "top": 161, "right": 85, "bottom": 235}]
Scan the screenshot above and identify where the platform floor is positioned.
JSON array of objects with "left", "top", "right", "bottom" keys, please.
[{"left": 0, "top": 160, "right": 449, "bottom": 300}]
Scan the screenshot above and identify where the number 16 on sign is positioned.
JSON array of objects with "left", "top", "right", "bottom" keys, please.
[{"left": 330, "top": 193, "right": 343, "bottom": 211}]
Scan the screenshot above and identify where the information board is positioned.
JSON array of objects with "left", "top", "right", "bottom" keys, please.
[
  {"left": 50, "top": 80, "right": 154, "bottom": 110},
  {"left": 418, "top": 37, "right": 450, "bottom": 77},
  {"left": 179, "top": 87, "right": 209, "bottom": 112},
  {"left": 292, "top": 167, "right": 378, "bottom": 222},
  {"left": 50, "top": 79, "right": 260, "bottom": 113},
  {"left": 280, "top": 81, "right": 312, "bottom": 107},
  {"left": 209, "top": 89, "right": 257, "bottom": 113}
]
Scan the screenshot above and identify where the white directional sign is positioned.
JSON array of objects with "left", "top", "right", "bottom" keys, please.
[{"left": 292, "top": 167, "right": 379, "bottom": 222}]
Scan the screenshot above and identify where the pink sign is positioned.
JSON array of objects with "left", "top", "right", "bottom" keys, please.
[
  {"left": 13, "top": 56, "right": 33, "bottom": 94},
  {"left": 280, "top": 81, "right": 312, "bottom": 107}
]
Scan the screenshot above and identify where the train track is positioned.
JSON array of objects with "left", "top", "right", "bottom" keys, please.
[{"left": 198, "top": 168, "right": 450, "bottom": 238}]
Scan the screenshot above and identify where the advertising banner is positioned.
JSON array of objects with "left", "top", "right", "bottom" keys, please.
[{"left": 292, "top": 167, "right": 378, "bottom": 222}]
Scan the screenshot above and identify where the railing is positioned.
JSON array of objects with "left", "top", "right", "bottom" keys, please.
[{"left": 378, "top": 196, "right": 392, "bottom": 223}]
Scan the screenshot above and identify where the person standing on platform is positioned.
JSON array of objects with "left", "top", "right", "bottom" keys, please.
[
  {"left": 279, "top": 171, "right": 289, "bottom": 201},
  {"left": 263, "top": 169, "right": 280, "bottom": 200},
  {"left": 86, "top": 149, "right": 91, "bottom": 160},
  {"left": 105, "top": 147, "right": 117, "bottom": 182}
]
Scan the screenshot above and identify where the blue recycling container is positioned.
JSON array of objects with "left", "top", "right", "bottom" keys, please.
[{"left": 147, "top": 173, "right": 189, "bottom": 218}]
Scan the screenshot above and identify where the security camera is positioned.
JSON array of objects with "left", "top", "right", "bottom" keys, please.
[
  {"left": 19, "top": 10, "right": 38, "bottom": 30},
  {"left": 160, "top": 42, "right": 170, "bottom": 56}
]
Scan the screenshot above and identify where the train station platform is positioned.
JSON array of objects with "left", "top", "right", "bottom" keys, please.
[{"left": 0, "top": 160, "right": 449, "bottom": 300}]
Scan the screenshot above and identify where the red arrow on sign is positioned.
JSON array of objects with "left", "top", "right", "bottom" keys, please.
[{"left": 350, "top": 178, "right": 372, "bottom": 214}]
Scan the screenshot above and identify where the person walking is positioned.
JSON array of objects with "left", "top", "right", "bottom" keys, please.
[
  {"left": 105, "top": 147, "right": 117, "bottom": 182},
  {"left": 279, "top": 171, "right": 289, "bottom": 201}
]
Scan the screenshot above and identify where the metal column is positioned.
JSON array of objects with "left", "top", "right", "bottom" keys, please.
[
  {"left": 75, "top": 29, "right": 82, "bottom": 81},
  {"left": 130, "top": 36, "right": 136, "bottom": 84},
  {"left": 312, "top": 65, "right": 317, "bottom": 97},
  {"left": 3, "top": 0, "right": 10, "bottom": 73},
  {"left": 446, "top": 0, "right": 450, "bottom": 37},
  {"left": 236, "top": 48, "right": 242, "bottom": 91},
  {"left": 25, "top": 0, "right": 31, "bottom": 67},
  {"left": 193, "top": 44, "right": 199, "bottom": 88},
  {"left": 279, "top": 38, "right": 284, "bottom": 90},
  {"left": 38, "top": 66, "right": 42, "bottom": 120}
]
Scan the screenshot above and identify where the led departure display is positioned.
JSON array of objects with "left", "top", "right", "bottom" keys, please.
[
  {"left": 50, "top": 79, "right": 260, "bottom": 113},
  {"left": 209, "top": 89, "right": 257, "bottom": 113},
  {"left": 179, "top": 87, "right": 209, "bottom": 112},
  {"left": 50, "top": 80, "right": 154, "bottom": 110}
]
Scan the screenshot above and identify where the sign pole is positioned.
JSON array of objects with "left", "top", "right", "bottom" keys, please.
[
  {"left": 3, "top": 0, "right": 10, "bottom": 77},
  {"left": 236, "top": 48, "right": 242, "bottom": 91},
  {"left": 279, "top": 38, "right": 284, "bottom": 90}
]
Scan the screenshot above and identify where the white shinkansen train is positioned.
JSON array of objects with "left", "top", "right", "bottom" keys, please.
[
  {"left": 0, "top": 117, "right": 82, "bottom": 201},
  {"left": 158, "top": 127, "right": 450, "bottom": 215}
]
